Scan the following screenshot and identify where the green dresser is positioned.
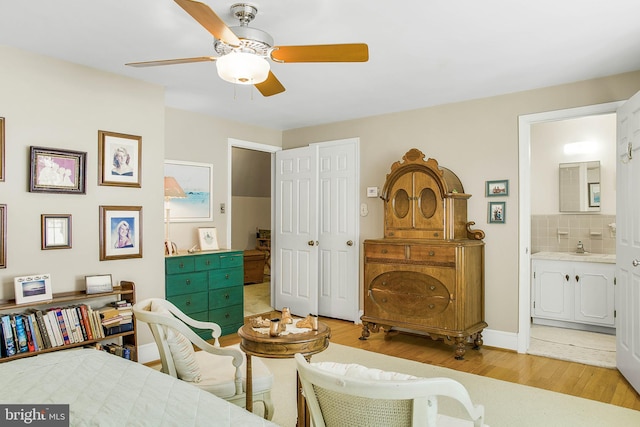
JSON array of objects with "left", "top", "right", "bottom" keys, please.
[{"left": 165, "top": 250, "right": 244, "bottom": 338}]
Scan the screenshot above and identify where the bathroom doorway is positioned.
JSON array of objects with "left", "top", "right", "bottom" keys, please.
[
  {"left": 517, "top": 102, "right": 623, "bottom": 360},
  {"left": 227, "top": 139, "right": 280, "bottom": 317}
]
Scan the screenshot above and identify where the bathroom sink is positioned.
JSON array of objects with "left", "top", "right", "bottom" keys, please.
[{"left": 572, "top": 252, "right": 592, "bottom": 256}]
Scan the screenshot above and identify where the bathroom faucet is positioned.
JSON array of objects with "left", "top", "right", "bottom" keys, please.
[{"left": 576, "top": 241, "right": 585, "bottom": 254}]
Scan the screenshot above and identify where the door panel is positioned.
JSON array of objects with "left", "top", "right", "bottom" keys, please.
[{"left": 616, "top": 90, "right": 640, "bottom": 393}]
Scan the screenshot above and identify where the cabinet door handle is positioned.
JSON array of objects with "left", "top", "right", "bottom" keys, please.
[
  {"left": 429, "top": 285, "right": 436, "bottom": 291},
  {"left": 428, "top": 304, "right": 435, "bottom": 309}
]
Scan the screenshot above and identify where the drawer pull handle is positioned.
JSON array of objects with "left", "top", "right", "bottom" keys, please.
[
  {"left": 179, "top": 263, "right": 184, "bottom": 269},
  {"left": 429, "top": 285, "right": 436, "bottom": 291},
  {"left": 224, "top": 293, "right": 230, "bottom": 299},
  {"left": 186, "top": 279, "right": 191, "bottom": 285},
  {"left": 381, "top": 249, "right": 388, "bottom": 254},
  {"left": 381, "top": 281, "right": 387, "bottom": 286},
  {"left": 433, "top": 233, "right": 439, "bottom": 237},
  {"left": 225, "top": 313, "right": 230, "bottom": 319},
  {"left": 186, "top": 300, "right": 191, "bottom": 306},
  {"left": 565, "top": 275, "right": 570, "bottom": 281},
  {"left": 206, "top": 260, "right": 211, "bottom": 265},
  {"left": 428, "top": 304, "right": 435, "bottom": 309},
  {"left": 225, "top": 274, "right": 230, "bottom": 279},
  {"left": 575, "top": 275, "right": 580, "bottom": 282},
  {"left": 429, "top": 251, "right": 435, "bottom": 256}
]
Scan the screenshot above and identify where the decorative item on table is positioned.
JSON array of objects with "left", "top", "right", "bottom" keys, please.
[
  {"left": 164, "top": 176, "right": 186, "bottom": 256},
  {"left": 250, "top": 316, "right": 271, "bottom": 328},
  {"left": 14, "top": 274, "right": 52, "bottom": 305},
  {"left": 269, "top": 318, "right": 281, "bottom": 337},
  {"left": 85, "top": 274, "right": 114, "bottom": 295},
  {"left": 296, "top": 314, "right": 319, "bottom": 331},
  {"left": 281, "top": 307, "right": 293, "bottom": 324},
  {"left": 198, "top": 227, "right": 219, "bottom": 251}
]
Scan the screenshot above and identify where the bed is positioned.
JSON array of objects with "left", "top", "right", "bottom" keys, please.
[{"left": 0, "top": 348, "right": 279, "bottom": 426}]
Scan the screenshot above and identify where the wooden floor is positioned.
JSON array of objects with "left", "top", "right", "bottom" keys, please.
[{"left": 222, "top": 313, "right": 640, "bottom": 411}]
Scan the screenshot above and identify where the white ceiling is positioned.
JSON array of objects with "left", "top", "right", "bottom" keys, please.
[{"left": 2, "top": 1, "right": 640, "bottom": 131}]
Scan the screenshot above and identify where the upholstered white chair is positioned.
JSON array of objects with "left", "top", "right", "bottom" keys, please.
[
  {"left": 295, "top": 353, "right": 487, "bottom": 427},
  {"left": 133, "top": 298, "right": 274, "bottom": 419}
]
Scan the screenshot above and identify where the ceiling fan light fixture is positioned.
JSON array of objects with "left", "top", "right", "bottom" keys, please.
[{"left": 216, "top": 52, "right": 270, "bottom": 85}]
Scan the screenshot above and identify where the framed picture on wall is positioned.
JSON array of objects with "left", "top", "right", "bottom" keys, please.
[
  {"left": 485, "top": 179, "right": 509, "bottom": 197},
  {"left": 0, "top": 117, "right": 5, "bottom": 182},
  {"left": 98, "top": 130, "right": 142, "bottom": 188},
  {"left": 588, "top": 182, "right": 601, "bottom": 207},
  {"left": 99, "top": 205, "right": 143, "bottom": 261},
  {"left": 41, "top": 214, "right": 72, "bottom": 250},
  {"left": 164, "top": 160, "right": 213, "bottom": 222},
  {"left": 29, "top": 147, "right": 87, "bottom": 194},
  {"left": 0, "top": 204, "right": 6, "bottom": 268},
  {"left": 488, "top": 201, "right": 506, "bottom": 224}
]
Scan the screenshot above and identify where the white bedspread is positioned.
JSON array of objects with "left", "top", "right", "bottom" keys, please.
[{"left": 0, "top": 348, "right": 279, "bottom": 427}]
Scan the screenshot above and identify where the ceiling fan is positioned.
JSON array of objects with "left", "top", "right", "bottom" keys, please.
[{"left": 126, "top": 0, "right": 369, "bottom": 97}]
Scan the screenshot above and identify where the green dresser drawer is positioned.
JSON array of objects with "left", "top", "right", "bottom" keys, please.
[
  {"left": 166, "top": 256, "right": 195, "bottom": 275},
  {"left": 209, "top": 286, "right": 243, "bottom": 309},
  {"left": 209, "top": 267, "right": 243, "bottom": 289},
  {"left": 167, "top": 291, "right": 208, "bottom": 315},
  {"left": 210, "top": 304, "right": 243, "bottom": 332},
  {"left": 194, "top": 254, "right": 221, "bottom": 271},
  {"left": 220, "top": 253, "right": 243, "bottom": 268},
  {"left": 166, "top": 272, "right": 208, "bottom": 296}
]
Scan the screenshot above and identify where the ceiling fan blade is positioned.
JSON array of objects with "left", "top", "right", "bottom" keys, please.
[
  {"left": 174, "top": 0, "right": 241, "bottom": 47},
  {"left": 255, "top": 71, "right": 286, "bottom": 97},
  {"left": 271, "top": 43, "right": 369, "bottom": 63},
  {"left": 125, "top": 56, "right": 216, "bottom": 67}
]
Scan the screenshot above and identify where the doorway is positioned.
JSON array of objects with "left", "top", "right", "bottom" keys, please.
[
  {"left": 227, "top": 138, "right": 280, "bottom": 317},
  {"left": 517, "top": 101, "right": 623, "bottom": 354}
]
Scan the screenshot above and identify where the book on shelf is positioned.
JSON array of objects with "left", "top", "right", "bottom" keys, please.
[
  {"left": 27, "top": 313, "right": 42, "bottom": 351},
  {"left": 33, "top": 310, "right": 52, "bottom": 349},
  {"left": 46, "top": 310, "right": 64, "bottom": 347},
  {"left": 14, "top": 315, "right": 29, "bottom": 353},
  {"left": 22, "top": 315, "right": 36, "bottom": 352},
  {"left": 79, "top": 305, "right": 94, "bottom": 341},
  {"left": 103, "top": 322, "right": 133, "bottom": 336},
  {"left": 1, "top": 315, "right": 16, "bottom": 357}
]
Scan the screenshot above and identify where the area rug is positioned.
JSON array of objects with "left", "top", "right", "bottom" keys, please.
[
  {"left": 258, "top": 343, "right": 639, "bottom": 427},
  {"left": 527, "top": 324, "right": 616, "bottom": 368}
]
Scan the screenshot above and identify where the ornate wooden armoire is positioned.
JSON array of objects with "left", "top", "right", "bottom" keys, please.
[{"left": 360, "top": 149, "right": 487, "bottom": 359}]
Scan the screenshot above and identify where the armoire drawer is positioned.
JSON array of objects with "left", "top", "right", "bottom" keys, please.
[
  {"left": 365, "top": 243, "right": 406, "bottom": 260},
  {"left": 165, "top": 257, "right": 195, "bottom": 275},
  {"left": 210, "top": 305, "right": 243, "bottom": 327},
  {"left": 408, "top": 245, "right": 455, "bottom": 265}
]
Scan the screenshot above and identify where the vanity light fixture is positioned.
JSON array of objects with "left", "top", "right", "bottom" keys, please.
[{"left": 563, "top": 140, "right": 597, "bottom": 155}]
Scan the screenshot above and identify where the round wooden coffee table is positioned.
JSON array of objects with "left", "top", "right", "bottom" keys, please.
[{"left": 238, "top": 321, "right": 331, "bottom": 427}]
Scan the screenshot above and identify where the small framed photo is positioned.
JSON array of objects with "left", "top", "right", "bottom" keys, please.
[
  {"left": 85, "top": 274, "right": 113, "bottom": 295},
  {"left": 29, "top": 146, "right": 87, "bottom": 194},
  {"left": 0, "top": 117, "right": 5, "bottom": 182},
  {"left": 14, "top": 274, "right": 53, "bottom": 305},
  {"left": 588, "top": 182, "right": 601, "bottom": 207},
  {"left": 99, "top": 205, "right": 143, "bottom": 261},
  {"left": 488, "top": 201, "right": 506, "bottom": 224},
  {"left": 41, "top": 214, "right": 72, "bottom": 250},
  {"left": 98, "top": 130, "right": 142, "bottom": 188},
  {"left": 486, "top": 179, "right": 509, "bottom": 197},
  {"left": 0, "top": 204, "right": 6, "bottom": 268},
  {"left": 198, "top": 227, "right": 219, "bottom": 251}
]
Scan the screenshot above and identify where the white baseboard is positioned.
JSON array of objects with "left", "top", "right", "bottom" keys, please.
[
  {"left": 482, "top": 328, "right": 518, "bottom": 351},
  {"left": 137, "top": 342, "right": 159, "bottom": 364}
]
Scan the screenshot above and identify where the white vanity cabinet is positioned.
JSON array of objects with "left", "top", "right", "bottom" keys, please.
[{"left": 532, "top": 257, "right": 615, "bottom": 328}]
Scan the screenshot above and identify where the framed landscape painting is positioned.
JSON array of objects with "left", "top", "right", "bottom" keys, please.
[{"left": 164, "top": 160, "right": 213, "bottom": 222}]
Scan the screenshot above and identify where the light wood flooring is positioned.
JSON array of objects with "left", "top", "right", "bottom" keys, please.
[{"left": 220, "top": 313, "right": 640, "bottom": 412}]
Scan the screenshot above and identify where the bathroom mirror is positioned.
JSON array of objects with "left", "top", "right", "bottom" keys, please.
[{"left": 559, "top": 161, "right": 600, "bottom": 212}]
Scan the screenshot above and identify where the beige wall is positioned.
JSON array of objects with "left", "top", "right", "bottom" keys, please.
[
  {"left": 0, "top": 45, "right": 166, "bottom": 349},
  {"left": 282, "top": 71, "right": 640, "bottom": 334},
  {"left": 163, "top": 108, "right": 280, "bottom": 252}
]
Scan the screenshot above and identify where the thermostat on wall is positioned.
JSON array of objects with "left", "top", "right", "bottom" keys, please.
[{"left": 367, "top": 187, "right": 379, "bottom": 198}]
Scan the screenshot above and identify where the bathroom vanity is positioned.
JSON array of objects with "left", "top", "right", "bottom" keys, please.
[{"left": 531, "top": 252, "right": 615, "bottom": 332}]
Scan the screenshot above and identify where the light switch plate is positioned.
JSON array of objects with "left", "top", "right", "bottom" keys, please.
[{"left": 367, "top": 187, "right": 379, "bottom": 198}]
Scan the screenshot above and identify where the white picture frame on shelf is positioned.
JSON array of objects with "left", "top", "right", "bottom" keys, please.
[
  {"left": 85, "top": 274, "right": 114, "bottom": 295},
  {"left": 14, "top": 274, "right": 53, "bottom": 305},
  {"left": 198, "top": 227, "right": 219, "bottom": 251}
]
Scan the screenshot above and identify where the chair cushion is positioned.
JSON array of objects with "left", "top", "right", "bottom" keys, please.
[
  {"left": 150, "top": 301, "right": 201, "bottom": 383},
  {"left": 311, "top": 360, "right": 419, "bottom": 381},
  {"left": 194, "top": 344, "right": 274, "bottom": 398}
]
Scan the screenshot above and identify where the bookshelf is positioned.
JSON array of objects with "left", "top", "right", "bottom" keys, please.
[{"left": 0, "top": 281, "right": 136, "bottom": 362}]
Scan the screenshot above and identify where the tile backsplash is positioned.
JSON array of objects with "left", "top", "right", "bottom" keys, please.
[{"left": 531, "top": 214, "right": 616, "bottom": 255}]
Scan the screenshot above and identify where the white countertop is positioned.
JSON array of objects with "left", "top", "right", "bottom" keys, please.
[{"left": 531, "top": 251, "right": 616, "bottom": 264}]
